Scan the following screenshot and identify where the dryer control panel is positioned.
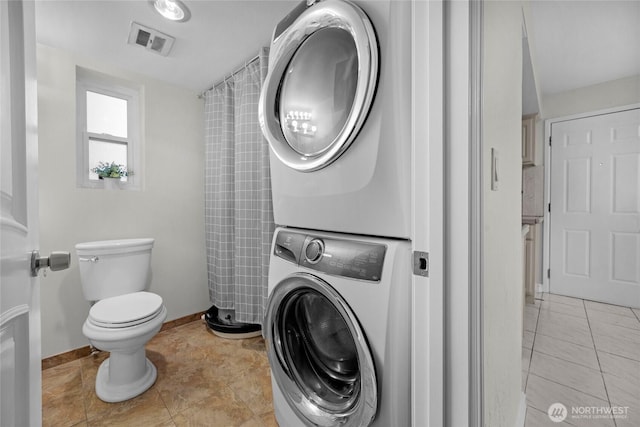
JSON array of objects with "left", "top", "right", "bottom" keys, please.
[{"left": 274, "top": 230, "right": 386, "bottom": 282}]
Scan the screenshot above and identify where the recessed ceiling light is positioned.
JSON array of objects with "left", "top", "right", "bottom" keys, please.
[{"left": 151, "top": 0, "right": 191, "bottom": 22}]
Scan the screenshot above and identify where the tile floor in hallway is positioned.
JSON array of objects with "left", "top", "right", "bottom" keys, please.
[
  {"left": 523, "top": 293, "right": 640, "bottom": 427},
  {"left": 42, "top": 320, "right": 277, "bottom": 427}
]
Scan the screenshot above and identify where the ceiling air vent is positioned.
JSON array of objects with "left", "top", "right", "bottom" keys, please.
[{"left": 128, "top": 22, "right": 175, "bottom": 56}]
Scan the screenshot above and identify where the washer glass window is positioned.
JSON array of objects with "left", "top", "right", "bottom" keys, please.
[
  {"left": 280, "top": 289, "right": 359, "bottom": 407},
  {"left": 259, "top": 0, "right": 378, "bottom": 171},
  {"left": 278, "top": 27, "right": 358, "bottom": 156},
  {"left": 265, "top": 274, "right": 377, "bottom": 426}
]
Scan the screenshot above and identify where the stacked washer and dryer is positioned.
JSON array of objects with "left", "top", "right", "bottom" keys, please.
[{"left": 259, "top": 0, "right": 412, "bottom": 426}]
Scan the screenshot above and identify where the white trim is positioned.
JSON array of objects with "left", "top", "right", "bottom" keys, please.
[
  {"left": 412, "top": 0, "right": 444, "bottom": 426},
  {"left": 542, "top": 103, "right": 640, "bottom": 294},
  {"left": 468, "top": 0, "right": 484, "bottom": 425},
  {"left": 75, "top": 67, "right": 143, "bottom": 190},
  {"left": 515, "top": 392, "right": 527, "bottom": 427},
  {"left": 545, "top": 103, "right": 640, "bottom": 125}
]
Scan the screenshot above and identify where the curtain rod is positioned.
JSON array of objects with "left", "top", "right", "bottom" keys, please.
[{"left": 198, "top": 54, "right": 260, "bottom": 99}]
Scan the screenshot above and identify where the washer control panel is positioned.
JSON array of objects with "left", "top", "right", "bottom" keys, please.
[{"left": 274, "top": 230, "right": 386, "bottom": 282}]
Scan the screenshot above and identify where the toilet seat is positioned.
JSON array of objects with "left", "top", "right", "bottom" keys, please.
[{"left": 89, "top": 291, "right": 164, "bottom": 329}]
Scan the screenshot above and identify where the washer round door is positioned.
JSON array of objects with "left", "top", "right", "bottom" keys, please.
[
  {"left": 264, "top": 273, "right": 377, "bottom": 426},
  {"left": 259, "top": 0, "right": 378, "bottom": 172}
]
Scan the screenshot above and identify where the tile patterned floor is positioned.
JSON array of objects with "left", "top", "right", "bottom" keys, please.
[
  {"left": 523, "top": 294, "right": 640, "bottom": 427},
  {"left": 43, "top": 295, "right": 640, "bottom": 426},
  {"left": 42, "top": 320, "right": 277, "bottom": 427}
]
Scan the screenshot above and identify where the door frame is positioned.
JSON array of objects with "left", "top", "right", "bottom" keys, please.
[
  {"left": 542, "top": 103, "right": 640, "bottom": 295},
  {"left": 411, "top": 0, "right": 444, "bottom": 425},
  {"left": 411, "top": 0, "right": 484, "bottom": 425}
]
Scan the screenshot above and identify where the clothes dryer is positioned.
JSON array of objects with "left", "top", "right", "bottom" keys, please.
[
  {"left": 259, "top": 0, "right": 411, "bottom": 239},
  {"left": 264, "top": 227, "right": 411, "bottom": 426}
]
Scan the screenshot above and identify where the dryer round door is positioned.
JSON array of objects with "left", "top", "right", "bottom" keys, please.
[
  {"left": 264, "top": 273, "right": 377, "bottom": 426},
  {"left": 259, "top": 0, "right": 378, "bottom": 172}
]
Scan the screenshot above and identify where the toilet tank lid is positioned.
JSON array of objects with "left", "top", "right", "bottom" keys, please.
[{"left": 75, "top": 238, "right": 154, "bottom": 254}]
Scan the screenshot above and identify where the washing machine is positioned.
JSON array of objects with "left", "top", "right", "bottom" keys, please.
[
  {"left": 258, "top": 0, "right": 412, "bottom": 239},
  {"left": 264, "top": 227, "right": 411, "bottom": 426}
]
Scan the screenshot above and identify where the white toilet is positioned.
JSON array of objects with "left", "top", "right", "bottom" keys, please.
[{"left": 75, "top": 238, "right": 167, "bottom": 403}]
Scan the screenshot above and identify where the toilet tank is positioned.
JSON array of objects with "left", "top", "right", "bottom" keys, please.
[{"left": 75, "top": 238, "right": 154, "bottom": 301}]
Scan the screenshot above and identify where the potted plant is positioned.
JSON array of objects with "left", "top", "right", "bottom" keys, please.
[{"left": 91, "top": 161, "right": 133, "bottom": 189}]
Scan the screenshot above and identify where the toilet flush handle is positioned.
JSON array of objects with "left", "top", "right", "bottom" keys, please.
[
  {"left": 30, "top": 250, "right": 71, "bottom": 277},
  {"left": 78, "top": 256, "right": 99, "bottom": 263}
]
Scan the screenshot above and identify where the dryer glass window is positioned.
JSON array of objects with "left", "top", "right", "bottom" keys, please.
[
  {"left": 278, "top": 28, "right": 358, "bottom": 156},
  {"left": 279, "top": 289, "right": 360, "bottom": 410}
]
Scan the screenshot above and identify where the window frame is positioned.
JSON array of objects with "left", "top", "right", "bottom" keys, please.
[{"left": 76, "top": 67, "right": 143, "bottom": 190}]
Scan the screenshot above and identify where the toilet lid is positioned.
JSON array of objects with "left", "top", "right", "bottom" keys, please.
[{"left": 89, "top": 292, "right": 164, "bottom": 329}]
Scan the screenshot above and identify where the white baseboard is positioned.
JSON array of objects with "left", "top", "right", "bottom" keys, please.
[
  {"left": 537, "top": 282, "right": 548, "bottom": 294},
  {"left": 515, "top": 392, "right": 527, "bottom": 427}
]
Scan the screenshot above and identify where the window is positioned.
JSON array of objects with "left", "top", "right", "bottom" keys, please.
[{"left": 76, "top": 67, "right": 142, "bottom": 189}]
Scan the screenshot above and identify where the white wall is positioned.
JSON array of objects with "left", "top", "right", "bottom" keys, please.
[
  {"left": 482, "top": 2, "right": 524, "bottom": 426},
  {"left": 521, "top": 0, "right": 544, "bottom": 118},
  {"left": 543, "top": 74, "right": 640, "bottom": 119},
  {"left": 37, "top": 44, "right": 209, "bottom": 358}
]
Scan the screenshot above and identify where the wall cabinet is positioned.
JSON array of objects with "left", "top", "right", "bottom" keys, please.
[{"left": 522, "top": 114, "right": 536, "bottom": 165}]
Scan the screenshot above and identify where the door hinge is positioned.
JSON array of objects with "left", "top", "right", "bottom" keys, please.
[
  {"left": 413, "top": 251, "right": 429, "bottom": 277},
  {"left": 549, "top": 136, "right": 552, "bottom": 147},
  {"left": 547, "top": 269, "right": 551, "bottom": 279},
  {"left": 548, "top": 203, "right": 551, "bottom": 213}
]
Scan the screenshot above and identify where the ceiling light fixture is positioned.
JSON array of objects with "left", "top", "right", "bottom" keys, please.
[{"left": 151, "top": 0, "right": 191, "bottom": 22}]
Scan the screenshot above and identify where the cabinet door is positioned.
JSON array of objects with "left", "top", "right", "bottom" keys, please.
[{"left": 525, "top": 226, "right": 536, "bottom": 299}]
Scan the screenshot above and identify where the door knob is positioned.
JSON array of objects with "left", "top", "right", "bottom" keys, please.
[{"left": 30, "top": 250, "right": 71, "bottom": 277}]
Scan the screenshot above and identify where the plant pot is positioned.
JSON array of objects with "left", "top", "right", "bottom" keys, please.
[{"left": 101, "top": 177, "right": 121, "bottom": 190}]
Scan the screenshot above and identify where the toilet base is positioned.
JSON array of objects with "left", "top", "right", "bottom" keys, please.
[{"left": 95, "top": 355, "right": 157, "bottom": 403}]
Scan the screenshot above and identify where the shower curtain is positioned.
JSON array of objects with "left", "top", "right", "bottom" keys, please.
[{"left": 204, "top": 48, "right": 274, "bottom": 325}]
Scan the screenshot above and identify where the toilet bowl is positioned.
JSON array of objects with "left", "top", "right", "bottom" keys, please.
[{"left": 76, "top": 238, "right": 167, "bottom": 403}]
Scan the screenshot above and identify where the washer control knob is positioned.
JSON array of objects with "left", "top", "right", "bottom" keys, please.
[{"left": 305, "top": 239, "right": 324, "bottom": 264}]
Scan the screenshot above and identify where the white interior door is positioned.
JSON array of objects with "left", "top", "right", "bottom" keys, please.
[
  {"left": 1, "top": 0, "right": 41, "bottom": 425},
  {"left": 549, "top": 108, "right": 640, "bottom": 308}
]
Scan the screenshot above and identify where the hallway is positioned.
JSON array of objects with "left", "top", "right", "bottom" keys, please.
[{"left": 523, "top": 294, "right": 640, "bottom": 426}]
